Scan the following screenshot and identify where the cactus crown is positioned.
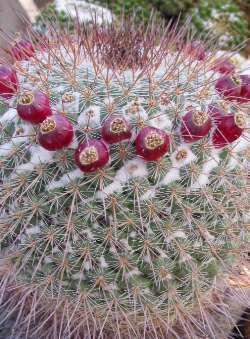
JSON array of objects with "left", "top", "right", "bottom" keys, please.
[{"left": 0, "top": 15, "right": 249, "bottom": 338}]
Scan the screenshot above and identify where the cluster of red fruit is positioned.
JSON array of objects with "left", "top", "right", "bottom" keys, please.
[{"left": 0, "top": 57, "right": 247, "bottom": 173}]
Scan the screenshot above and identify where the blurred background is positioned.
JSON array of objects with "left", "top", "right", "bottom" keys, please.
[{"left": 0, "top": 0, "right": 249, "bottom": 56}]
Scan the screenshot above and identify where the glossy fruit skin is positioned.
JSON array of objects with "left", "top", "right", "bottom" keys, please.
[
  {"left": 135, "top": 126, "right": 170, "bottom": 161},
  {"left": 101, "top": 115, "right": 132, "bottom": 144},
  {"left": 212, "top": 58, "right": 235, "bottom": 75},
  {"left": 181, "top": 110, "right": 212, "bottom": 143},
  {"left": 212, "top": 114, "right": 245, "bottom": 148},
  {"left": 75, "top": 139, "right": 109, "bottom": 172},
  {"left": 239, "top": 75, "right": 250, "bottom": 103},
  {"left": 0, "top": 65, "right": 18, "bottom": 99},
  {"left": 38, "top": 114, "right": 74, "bottom": 151},
  {"left": 17, "top": 90, "right": 52, "bottom": 124},
  {"left": 208, "top": 104, "right": 225, "bottom": 125},
  {"left": 11, "top": 39, "right": 35, "bottom": 61},
  {"left": 186, "top": 41, "right": 206, "bottom": 61},
  {"left": 215, "top": 76, "right": 241, "bottom": 101}
]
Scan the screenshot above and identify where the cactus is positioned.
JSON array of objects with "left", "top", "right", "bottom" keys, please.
[{"left": 0, "top": 17, "right": 249, "bottom": 338}]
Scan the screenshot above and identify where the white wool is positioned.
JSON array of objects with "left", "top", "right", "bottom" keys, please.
[
  {"left": 0, "top": 108, "right": 17, "bottom": 123},
  {"left": 55, "top": 0, "right": 113, "bottom": 24},
  {"left": 120, "top": 238, "right": 132, "bottom": 251},
  {"left": 165, "top": 231, "right": 186, "bottom": 242},
  {"left": 14, "top": 146, "right": 54, "bottom": 176},
  {"left": 77, "top": 105, "right": 100, "bottom": 127},
  {"left": 46, "top": 168, "right": 83, "bottom": 191},
  {"left": 58, "top": 91, "right": 80, "bottom": 115},
  {"left": 140, "top": 188, "right": 156, "bottom": 201},
  {"left": 43, "top": 256, "right": 53, "bottom": 264},
  {"left": 83, "top": 261, "right": 92, "bottom": 270},
  {"left": 129, "top": 231, "right": 137, "bottom": 238},
  {"left": 190, "top": 174, "right": 209, "bottom": 190},
  {"left": 121, "top": 158, "right": 148, "bottom": 179},
  {"left": 83, "top": 229, "right": 94, "bottom": 240},
  {"left": 160, "top": 168, "right": 180, "bottom": 186},
  {"left": 143, "top": 255, "right": 151, "bottom": 263},
  {"left": 25, "top": 226, "right": 41, "bottom": 236},
  {"left": 190, "top": 150, "right": 220, "bottom": 190},
  {"left": 170, "top": 145, "right": 197, "bottom": 168},
  {"left": 72, "top": 272, "right": 85, "bottom": 280},
  {"left": 0, "top": 124, "right": 32, "bottom": 157},
  {"left": 125, "top": 268, "right": 141, "bottom": 278},
  {"left": 0, "top": 142, "right": 13, "bottom": 156},
  {"left": 202, "top": 150, "right": 220, "bottom": 174},
  {"left": 149, "top": 113, "right": 172, "bottom": 130},
  {"left": 96, "top": 158, "right": 148, "bottom": 198},
  {"left": 99, "top": 255, "right": 108, "bottom": 268},
  {"left": 123, "top": 99, "right": 148, "bottom": 122}
]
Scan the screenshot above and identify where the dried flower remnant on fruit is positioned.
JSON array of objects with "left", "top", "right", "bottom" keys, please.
[
  {"left": 192, "top": 111, "right": 209, "bottom": 127},
  {"left": 18, "top": 92, "right": 34, "bottom": 105},
  {"left": 40, "top": 118, "right": 56, "bottom": 133},
  {"left": 79, "top": 146, "right": 99, "bottom": 165},
  {"left": 110, "top": 118, "right": 127, "bottom": 134},
  {"left": 145, "top": 132, "right": 164, "bottom": 150}
]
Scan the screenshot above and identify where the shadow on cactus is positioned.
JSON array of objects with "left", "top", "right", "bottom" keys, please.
[{"left": 0, "top": 13, "right": 249, "bottom": 339}]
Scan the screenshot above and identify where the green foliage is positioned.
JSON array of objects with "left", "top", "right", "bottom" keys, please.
[{"left": 190, "top": 0, "right": 249, "bottom": 49}]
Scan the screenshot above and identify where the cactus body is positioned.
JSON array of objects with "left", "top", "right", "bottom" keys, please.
[{"left": 0, "top": 19, "right": 249, "bottom": 339}]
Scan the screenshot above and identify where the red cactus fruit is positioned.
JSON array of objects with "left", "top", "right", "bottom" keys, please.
[
  {"left": 135, "top": 126, "right": 170, "bottom": 161},
  {"left": 215, "top": 76, "right": 241, "bottom": 101},
  {"left": 212, "top": 113, "right": 246, "bottom": 148},
  {"left": 185, "top": 41, "right": 206, "bottom": 61},
  {"left": 75, "top": 139, "right": 109, "bottom": 172},
  {"left": 101, "top": 115, "right": 132, "bottom": 144},
  {"left": 0, "top": 65, "right": 18, "bottom": 99},
  {"left": 38, "top": 113, "right": 74, "bottom": 151},
  {"left": 17, "top": 90, "right": 52, "bottom": 124},
  {"left": 208, "top": 104, "right": 225, "bottom": 125},
  {"left": 212, "top": 58, "right": 235, "bottom": 75},
  {"left": 11, "top": 38, "right": 35, "bottom": 61},
  {"left": 181, "top": 110, "right": 212, "bottom": 143}
]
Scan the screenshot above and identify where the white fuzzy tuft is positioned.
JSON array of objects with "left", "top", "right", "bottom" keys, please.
[
  {"left": 0, "top": 108, "right": 17, "bottom": 123},
  {"left": 161, "top": 168, "right": 180, "bottom": 186},
  {"left": 77, "top": 105, "right": 101, "bottom": 127},
  {"left": 190, "top": 149, "right": 220, "bottom": 190},
  {"left": 25, "top": 226, "right": 41, "bottom": 236},
  {"left": 171, "top": 145, "right": 197, "bottom": 168},
  {"left": 149, "top": 113, "right": 172, "bottom": 130},
  {"left": 46, "top": 168, "right": 83, "bottom": 191},
  {"left": 96, "top": 158, "right": 148, "bottom": 198},
  {"left": 13, "top": 146, "right": 54, "bottom": 176}
]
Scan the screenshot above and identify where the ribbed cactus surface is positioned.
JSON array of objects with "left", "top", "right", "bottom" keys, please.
[{"left": 0, "top": 20, "right": 249, "bottom": 338}]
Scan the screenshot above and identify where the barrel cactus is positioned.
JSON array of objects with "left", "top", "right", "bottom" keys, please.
[{"left": 0, "top": 18, "right": 249, "bottom": 338}]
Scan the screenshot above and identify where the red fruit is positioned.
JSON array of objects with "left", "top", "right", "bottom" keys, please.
[
  {"left": 0, "top": 65, "right": 18, "bottom": 99},
  {"left": 38, "top": 113, "right": 74, "bottom": 151},
  {"left": 212, "top": 58, "right": 235, "bottom": 75},
  {"left": 181, "top": 110, "right": 212, "bottom": 143},
  {"left": 101, "top": 115, "right": 132, "bottom": 144},
  {"left": 215, "top": 76, "right": 241, "bottom": 101},
  {"left": 186, "top": 41, "right": 206, "bottom": 61},
  {"left": 75, "top": 139, "right": 109, "bottom": 172},
  {"left": 11, "top": 39, "right": 35, "bottom": 61},
  {"left": 17, "top": 90, "right": 52, "bottom": 124},
  {"left": 208, "top": 104, "right": 225, "bottom": 125},
  {"left": 212, "top": 113, "right": 246, "bottom": 148},
  {"left": 239, "top": 75, "right": 250, "bottom": 103},
  {"left": 135, "top": 126, "right": 170, "bottom": 161}
]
